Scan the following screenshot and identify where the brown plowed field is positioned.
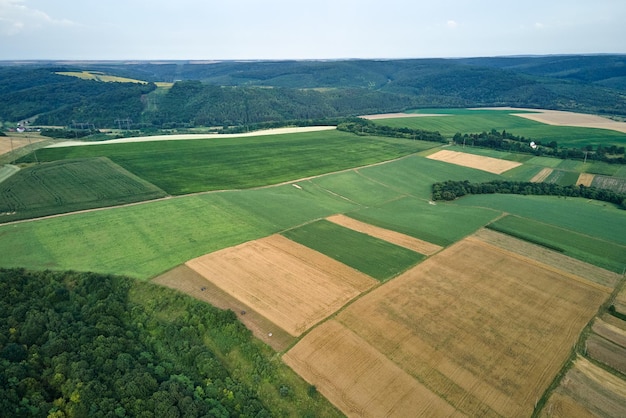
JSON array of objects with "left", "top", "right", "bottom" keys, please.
[
  {"left": 531, "top": 167, "right": 553, "bottom": 183},
  {"left": 427, "top": 150, "right": 522, "bottom": 174},
  {"left": 326, "top": 214, "right": 442, "bottom": 255},
  {"left": 310, "top": 236, "right": 609, "bottom": 417},
  {"left": 185, "top": 234, "right": 377, "bottom": 337},
  {"left": 283, "top": 320, "right": 463, "bottom": 418},
  {"left": 541, "top": 356, "right": 626, "bottom": 418},
  {"left": 152, "top": 265, "right": 295, "bottom": 351}
]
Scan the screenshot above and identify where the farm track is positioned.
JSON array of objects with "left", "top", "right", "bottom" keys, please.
[{"left": 0, "top": 152, "right": 423, "bottom": 226}]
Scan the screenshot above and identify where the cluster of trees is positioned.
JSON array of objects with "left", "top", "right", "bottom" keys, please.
[
  {"left": 453, "top": 129, "right": 626, "bottom": 164},
  {"left": 0, "top": 268, "right": 276, "bottom": 417},
  {"left": 431, "top": 179, "right": 626, "bottom": 209},
  {"left": 337, "top": 118, "right": 447, "bottom": 143}
]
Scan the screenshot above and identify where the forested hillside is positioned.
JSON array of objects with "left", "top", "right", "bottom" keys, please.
[
  {"left": 0, "top": 268, "right": 337, "bottom": 417},
  {"left": 1, "top": 56, "right": 625, "bottom": 129}
]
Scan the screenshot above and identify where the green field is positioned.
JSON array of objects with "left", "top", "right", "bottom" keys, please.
[
  {"left": 456, "top": 194, "right": 626, "bottom": 246},
  {"left": 346, "top": 196, "right": 501, "bottom": 247},
  {"left": 0, "top": 183, "right": 361, "bottom": 278},
  {"left": 487, "top": 215, "right": 626, "bottom": 273},
  {"left": 376, "top": 108, "right": 626, "bottom": 148},
  {"left": 282, "top": 219, "right": 425, "bottom": 281},
  {"left": 2, "top": 127, "right": 626, "bottom": 281},
  {"left": 0, "top": 158, "right": 167, "bottom": 223},
  {"left": 20, "top": 131, "right": 437, "bottom": 195},
  {"left": 545, "top": 169, "right": 580, "bottom": 186}
]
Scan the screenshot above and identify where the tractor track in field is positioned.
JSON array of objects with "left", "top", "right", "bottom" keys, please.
[{"left": 0, "top": 152, "right": 423, "bottom": 226}]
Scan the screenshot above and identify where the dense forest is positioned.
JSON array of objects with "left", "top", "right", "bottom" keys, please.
[
  {"left": 1, "top": 56, "right": 625, "bottom": 129},
  {"left": 0, "top": 268, "right": 331, "bottom": 417}
]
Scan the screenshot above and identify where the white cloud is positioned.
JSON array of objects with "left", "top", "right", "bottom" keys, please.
[
  {"left": 0, "top": 0, "right": 77, "bottom": 36},
  {"left": 447, "top": 20, "right": 458, "bottom": 29}
]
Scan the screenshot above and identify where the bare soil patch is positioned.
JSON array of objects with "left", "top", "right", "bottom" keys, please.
[
  {"left": 531, "top": 167, "right": 553, "bottom": 183},
  {"left": 427, "top": 149, "right": 522, "bottom": 174},
  {"left": 586, "top": 333, "right": 626, "bottom": 374},
  {"left": 47, "top": 126, "right": 337, "bottom": 147},
  {"left": 474, "top": 228, "right": 620, "bottom": 289},
  {"left": 511, "top": 109, "right": 626, "bottom": 133},
  {"left": 333, "top": 236, "right": 609, "bottom": 417},
  {"left": 185, "top": 234, "right": 376, "bottom": 337},
  {"left": 577, "top": 172, "right": 595, "bottom": 186},
  {"left": 152, "top": 265, "right": 294, "bottom": 351},
  {"left": 326, "top": 214, "right": 442, "bottom": 256},
  {"left": 283, "top": 320, "right": 460, "bottom": 417}
]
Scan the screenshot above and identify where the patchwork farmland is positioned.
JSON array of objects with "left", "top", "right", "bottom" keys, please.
[{"left": 2, "top": 108, "right": 626, "bottom": 416}]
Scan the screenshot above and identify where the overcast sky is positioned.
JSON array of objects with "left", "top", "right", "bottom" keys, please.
[{"left": 1, "top": 0, "right": 625, "bottom": 60}]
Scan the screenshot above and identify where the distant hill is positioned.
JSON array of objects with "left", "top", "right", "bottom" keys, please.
[{"left": 1, "top": 56, "right": 625, "bottom": 129}]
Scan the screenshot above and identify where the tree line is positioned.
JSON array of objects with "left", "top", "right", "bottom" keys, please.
[
  {"left": 431, "top": 179, "right": 626, "bottom": 209},
  {"left": 0, "top": 268, "right": 327, "bottom": 417},
  {"left": 337, "top": 118, "right": 447, "bottom": 143},
  {"left": 453, "top": 129, "right": 626, "bottom": 164}
]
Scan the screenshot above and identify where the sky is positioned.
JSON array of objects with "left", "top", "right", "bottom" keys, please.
[{"left": 1, "top": 0, "right": 625, "bottom": 60}]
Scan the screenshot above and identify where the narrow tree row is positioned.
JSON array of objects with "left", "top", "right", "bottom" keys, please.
[
  {"left": 432, "top": 179, "right": 626, "bottom": 209},
  {"left": 453, "top": 129, "right": 626, "bottom": 164}
]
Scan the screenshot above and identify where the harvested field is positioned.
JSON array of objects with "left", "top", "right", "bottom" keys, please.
[
  {"left": 512, "top": 109, "right": 626, "bottom": 133},
  {"left": 542, "top": 356, "right": 626, "bottom": 418},
  {"left": 592, "top": 318, "right": 626, "bottom": 348},
  {"left": 586, "top": 333, "right": 626, "bottom": 374},
  {"left": 531, "top": 167, "right": 553, "bottom": 183},
  {"left": 326, "top": 214, "right": 442, "bottom": 256},
  {"left": 152, "top": 265, "right": 294, "bottom": 351},
  {"left": 0, "top": 135, "right": 44, "bottom": 156},
  {"left": 333, "top": 236, "right": 609, "bottom": 417},
  {"left": 47, "top": 126, "right": 337, "bottom": 147},
  {"left": 185, "top": 234, "right": 376, "bottom": 337},
  {"left": 283, "top": 320, "right": 461, "bottom": 418},
  {"left": 576, "top": 172, "right": 595, "bottom": 186},
  {"left": 473, "top": 228, "right": 620, "bottom": 289},
  {"left": 427, "top": 149, "right": 522, "bottom": 174}
]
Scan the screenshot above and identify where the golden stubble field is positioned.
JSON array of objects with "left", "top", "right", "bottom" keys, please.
[
  {"left": 185, "top": 234, "right": 377, "bottom": 337},
  {"left": 285, "top": 235, "right": 610, "bottom": 417},
  {"left": 427, "top": 149, "right": 522, "bottom": 174}
]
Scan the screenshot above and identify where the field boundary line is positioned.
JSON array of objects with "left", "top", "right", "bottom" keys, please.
[
  {"left": 468, "top": 235, "right": 613, "bottom": 294},
  {"left": 1, "top": 152, "right": 424, "bottom": 226}
]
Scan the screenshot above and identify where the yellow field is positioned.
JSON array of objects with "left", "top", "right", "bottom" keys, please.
[
  {"left": 185, "top": 234, "right": 376, "bottom": 336},
  {"left": 0, "top": 134, "right": 45, "bottom": 156},
  {"left": 326, "top": 214, "right": 442, "bottom": 255},
  {"left": 283, "top": 320, "right": 463, "bottom": 418},
  {"left": 285, "top": 235, "right": 609, "bottom": 416},
  {"left": 427, "top": 149, "right": 522, "bottom": 174},
  {"left": 152, "top": 265, "right": 295, "bottom": 351},
  {"left": 56, "top": 71, "right": 147, "bottom": 84},
  {"left": 531, "top": 167, "right": 553, "bottom": 183},
  {"left": 577, "top": 172, "right": 595, "bottom": 187}
]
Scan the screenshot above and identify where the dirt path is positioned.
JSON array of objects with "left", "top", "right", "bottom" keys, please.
[{"left": 46, "top": 126, "right": 337, "bottom": 148}]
